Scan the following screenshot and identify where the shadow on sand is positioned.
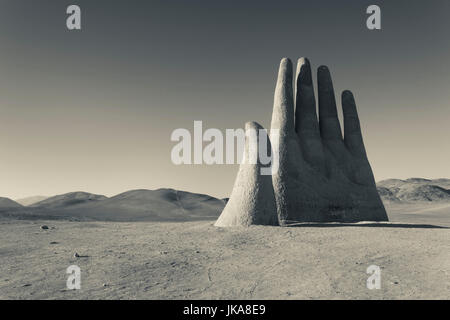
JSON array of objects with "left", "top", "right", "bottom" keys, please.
[{"left": 285, "top": 222, "right": 448, "bottom": 229}]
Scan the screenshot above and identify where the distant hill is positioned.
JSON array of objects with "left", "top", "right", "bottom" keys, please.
[
  {"left": 0, "top": 197, "right": 23, "bottom": 210},
  {"left": 376, "top": 187, "right": 400, "bottom": 203},
  {"left": 378, "top": 178, "right": 450, "bottom": 189},
  {"left": 430, "top": 178, "right": 450, "bottom": 189},
  {"left": 15, "top": 189, "right": 225, "bottom": 222},
  {"left": 395, "top": 185, "right": 450, "bottom": 202},
  {"left": 72, "top": 188, "right": 225, "bottom": 221},
  {"left": 15, "top": 196, "right": 48, "bottom": 206},
  {"left": 377, "top": 178, "right": 450, "bottom": 203},
  {"left": 32, "top": 192, "right": 108, "bottom": 209}
]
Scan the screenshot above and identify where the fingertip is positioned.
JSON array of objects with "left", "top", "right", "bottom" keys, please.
[
  {"left": 317, "top": 65, "right": 332, "bottom": 84},
  {"left": 277, "top": 58, "right": 293, "bottom": 85},
  {"left": 318, "top": 65, "right": 329, "bottom": 73},
  {"left": 297, "top": 57, "right": 310, "bottom": 67},
  {"left": 296, "top": 57, "right": 312, "bottom": 85},
  {"left": 342, "top": 90, "right": 357, "bottom": 115},
  {"left": 342, "top": 90, "right": 354, "bottom": 100},
  {"left": 245, "top": 121, "right": 263, "bottom": 131},
  {"left": 280, "top": 57, "right": 292, "bottom": 69}
]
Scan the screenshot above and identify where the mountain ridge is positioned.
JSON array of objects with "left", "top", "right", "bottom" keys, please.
[
  {"left": 0, "top": 197, "right": 23, "bottom": 209},
  {"left": 32, "top": 191, "right": 108, "bottom": 209},
  {"left": 8, "top": 188, "right": 225, "bottom": 222},
  {"left": 377, "top": 178, "right": 450, "bottom": 203},
  {"left": 15, "top": 196, "right": 48, "bottom": 206},
  {"left": 1, "top": 178, "right": 448, "bottom": 221}
]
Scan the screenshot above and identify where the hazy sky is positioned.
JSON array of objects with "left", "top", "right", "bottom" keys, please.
[{"left": 1, "top": 0, "right": 449, "bottom": 199}]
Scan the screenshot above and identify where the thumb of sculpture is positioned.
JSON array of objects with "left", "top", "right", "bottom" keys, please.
[{"left": 214, "top": 122, "right": 279, "bottom": 227}]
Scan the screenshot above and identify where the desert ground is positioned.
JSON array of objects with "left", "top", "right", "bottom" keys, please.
[{"left": 1, "top": 205, "right": 449, "bottom": 300}]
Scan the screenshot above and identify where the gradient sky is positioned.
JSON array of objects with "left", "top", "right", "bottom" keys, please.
[{"left": 1, "top": 0, "right": 449, "bottom": 200}]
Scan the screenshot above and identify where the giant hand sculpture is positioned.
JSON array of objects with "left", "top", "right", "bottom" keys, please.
[{"left": 215, "top": 58, "right": 388, "bottom": 227}]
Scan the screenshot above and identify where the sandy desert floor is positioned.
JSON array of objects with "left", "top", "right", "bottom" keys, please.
[{"left": 1, "top": 212, "right": 449, "bottom": 299}]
